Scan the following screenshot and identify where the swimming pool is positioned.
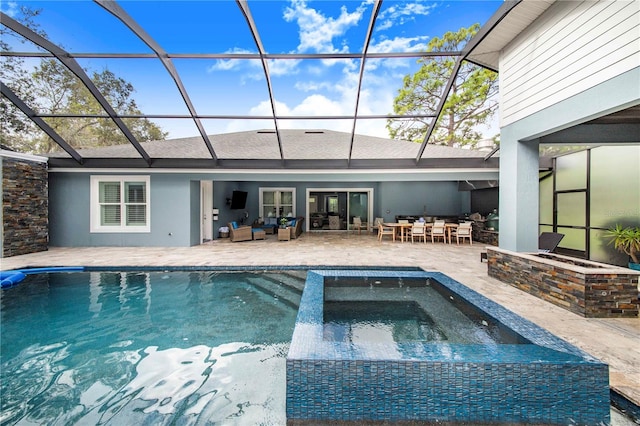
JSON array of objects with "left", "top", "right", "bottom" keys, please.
[
  {"left": 287, "top": 270, "right": 611, "bottom": 425},
  {"left": 1, "top": 268, "right": 633, "bottom": 425},
  {"left": 0, "top": 270, "right": 304, "bottom": 425}
]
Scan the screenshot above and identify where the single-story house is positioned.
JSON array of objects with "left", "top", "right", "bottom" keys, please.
[
  {"left": 41, "top": 129, "right": 500, "bottom": 247},
  {"left": 1, "top": 0, "right": 638, "bottom": 261}
]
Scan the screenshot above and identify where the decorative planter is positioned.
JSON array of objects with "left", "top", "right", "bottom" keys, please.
[{"left": 487, "top": 247, "right": 640, "bottom": 318}]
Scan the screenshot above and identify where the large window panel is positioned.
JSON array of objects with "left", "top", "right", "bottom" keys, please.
[
  {"left": 539, "top": 224, "right": 554, "bottom": 235},
  {"left": 349, "top": 192, "right": 369, "bottom": 223},
  {"left": 259, "top": 188, "right": 295, "bottom": 220},
  {"left": 590, "top": 146, "right": 640, "bottom": 228},
  {"left": 556, "top": 227, "right": 586, "bottom": 251},
  {"left": 555, "top": 150, "right": 587, "bottom": 191},
  {"left": 539, "top": 173, "right": 553, "bottom": 225},
  {"left": 557, "top": 192, "right": 586, "bottom": 227},
  {"left": 99, "top": 181, "right": 122, "bottom": 226}
]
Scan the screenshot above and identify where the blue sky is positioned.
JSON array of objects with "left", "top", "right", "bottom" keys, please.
[{"left": 3, "top": 0, "right": 502, "bottom": 140}]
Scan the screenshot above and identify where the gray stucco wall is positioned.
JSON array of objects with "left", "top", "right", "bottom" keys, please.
[
  {"left": 216, "top": 181, "right": 469, "bottom": 226},
  {"left": 377, "top": 181, "right": 469, "bottom": 221},
  {"left": 49, "top": 173, "right": 194, "bottom": 247},
  {"left": 49, "top": 173, "right": 471, "bottom": 247}
]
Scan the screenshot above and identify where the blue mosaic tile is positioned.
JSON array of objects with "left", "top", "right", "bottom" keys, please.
[{"left": 286, "top": 269, "right": 610, "bottom": 425}]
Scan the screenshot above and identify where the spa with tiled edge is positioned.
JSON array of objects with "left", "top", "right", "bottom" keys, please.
[{"left": 286, "top": 269, "right": 610, "bottom": 425}]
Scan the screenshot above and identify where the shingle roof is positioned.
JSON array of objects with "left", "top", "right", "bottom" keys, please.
[{"left": 47, "top": 129, "right": 490, "bottom": 161}]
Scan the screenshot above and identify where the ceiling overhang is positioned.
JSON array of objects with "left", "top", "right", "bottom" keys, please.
[{"left": 46, "top": 156, "right": 501, "bottom": 170}]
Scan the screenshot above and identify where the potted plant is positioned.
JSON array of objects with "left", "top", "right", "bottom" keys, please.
[
  {"left": 280, "top": 217, "right": 289, "bottom": 229},
  {"left": 606, "top": 224, "right": 640, "bottom": 270}
]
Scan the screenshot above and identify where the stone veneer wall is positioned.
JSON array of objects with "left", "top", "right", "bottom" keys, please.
[
  {"left": 2, "top": 156, "right": 48, "bottom": 257},
  {"left": 473, "top": 229, "right": 498, "bottom": 246},
  {"left": 487, "top": 248, "right": 639, "bottom": 318}
]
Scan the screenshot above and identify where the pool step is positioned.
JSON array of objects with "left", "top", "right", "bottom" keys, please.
[
  {"left": 245, "top": 274, "right": 302, "bottom": 308},
  {"left": 261, "top": 271, "right": 306, "bottom": 293}
]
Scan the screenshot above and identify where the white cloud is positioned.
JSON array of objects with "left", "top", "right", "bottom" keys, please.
[
  {"left": 283, "top": 0, "right": 369, "bottom": 54},
  {"left": 376, "top": 1, "right": 437, "bottom": 31},
  {"left": 251, "top": 94, "right": 349, "bottom": 117},
  {"left": 369, "top": 35, "right": 430, "bottom": 54},
  {"left": 219, "top": 1, "right": 440, "bottom": 140},
  {"left": 206, "top": 48, "right": 260, "bottom": 72},
  {"left": 364, "top": 35, "right": 430, "bottom": 72},
  {"left": 293, "top": 94, "right": 347, "bottom": 116},
  {"left": 294, "top": 80, "right": 333, "bottom": 93},
  {"left": 249, "top": 99, "right": 279, "bottom": 116},
  {"left": 0, "top": 1, "right": 19, "bottom": 17},
  {"left": 267, "top": 59, "right": 301, "bottom": 77}
]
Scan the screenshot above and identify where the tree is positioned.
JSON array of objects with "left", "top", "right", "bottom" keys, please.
[
  {"left": 28, "top": 60, "right": 167, "bottom": 152},
  {"left": 0, "top": 6, "right": 43, "bottom": 151},
  {"left": 387, "top": 24, "right": 498, "bottom": 148},
  {"left": 1, "top": 7, "right": 167, "bottom": 153}
]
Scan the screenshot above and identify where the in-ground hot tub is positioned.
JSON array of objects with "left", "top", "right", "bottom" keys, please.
[{"left": 286, "top": 269, "right": 610, "bottom": 425}]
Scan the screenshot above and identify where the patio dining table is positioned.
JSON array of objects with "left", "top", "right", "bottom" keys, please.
[
  {"left": 383, "top": 222, "right": 461, "bottom": 243},
  {"left": 384, "top": 222, "right": 435, "bottom": 242},
  {"left": 383, "top": 223, "right": 413, "bottom": 242}
]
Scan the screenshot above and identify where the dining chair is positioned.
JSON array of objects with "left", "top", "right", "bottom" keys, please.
[
  {"left": 410, "top": 222, "right": 426, "bottom": 243},
  {"left": 454, "top": 221, "right": 473, "bottom": 245},
  {"left": 431, "top": 220, "right": 446, "bottom": 243},
  {"left": 378, "top": 223, "right": 394, "bottom": 241},
  {"left": 352, "top": 217, "right": 368, "bottom": 234}
]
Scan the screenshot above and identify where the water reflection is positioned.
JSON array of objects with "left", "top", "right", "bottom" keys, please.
[{"left": 1, "top": 271, "right": 299, "bottom": 425}]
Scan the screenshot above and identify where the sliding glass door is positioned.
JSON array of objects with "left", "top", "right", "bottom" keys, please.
[
  {"left": 349, "top": 192, "right": 369, "bottom": 224},
  {"left": 307, "top": 188, "right": 372, "bottom": 231}
]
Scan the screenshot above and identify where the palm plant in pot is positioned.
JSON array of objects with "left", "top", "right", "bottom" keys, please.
[{"left": 606, "top": 224, "right": 640, "bottom": 270}]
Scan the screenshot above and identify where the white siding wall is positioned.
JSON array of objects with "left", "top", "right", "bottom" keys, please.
[{"left": 500, "top": 0, "right": 639, "bottom": 127}]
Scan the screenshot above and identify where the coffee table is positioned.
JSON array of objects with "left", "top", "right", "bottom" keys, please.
[{"left": 278, "top": 227, "right": 291, "bottom": 241}]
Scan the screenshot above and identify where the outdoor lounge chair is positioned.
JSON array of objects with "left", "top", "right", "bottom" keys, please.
[
  {"left": 538, "top": 232, "right": 565, "bottom": 253},
  {"left": 228, "top": 222, "right": 252, "bottom": 242}
]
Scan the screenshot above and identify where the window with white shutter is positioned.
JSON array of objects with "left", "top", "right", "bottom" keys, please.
[{"left": 91, "top": 176, "right": 150, "bottom": 232}]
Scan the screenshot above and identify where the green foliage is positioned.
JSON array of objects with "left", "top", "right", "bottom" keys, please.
[
  {"left": 387, "top": 24, "right": 498, "bottom": 147},
  {"left": 606, "top": 224, "right": 640, "bottom": 264},
  {"left": 0, "top": 7, "right": 43, "bottom": 150},
  {"left": 1, "top": 8, "right": 167, "bottom": 154}
]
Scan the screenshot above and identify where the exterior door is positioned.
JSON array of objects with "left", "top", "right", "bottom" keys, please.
[{"left": 200, "top": 180, "right": 213, "bottom": 242}]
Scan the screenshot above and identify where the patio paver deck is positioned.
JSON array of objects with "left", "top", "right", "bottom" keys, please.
[{"left": 2, "top": 232, "right": 638, "bottom": 411}]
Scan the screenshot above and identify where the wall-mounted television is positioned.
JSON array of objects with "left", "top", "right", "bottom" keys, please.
[{"left": 229, "top": 190, "right": 248, "bottom": 209}]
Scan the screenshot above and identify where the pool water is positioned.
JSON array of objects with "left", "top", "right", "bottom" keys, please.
[
  {"left": 324, "top": 300, "right": 448, "bottom": 343},
  {"left": 0, "top": 271, "right": 303, "bottom": 425},
  {"left": 323, "top": 278, "right": 530, "bottom": 345}
]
